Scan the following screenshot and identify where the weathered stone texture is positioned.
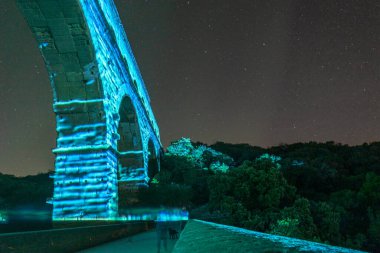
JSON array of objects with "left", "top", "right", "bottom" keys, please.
[{"left": 17, "top": 0, "right": 162, "bottom": 220}]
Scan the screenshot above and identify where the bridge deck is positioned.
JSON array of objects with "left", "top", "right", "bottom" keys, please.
[{"left": 78, "top": 230, "right": 178, "bottom": 253}]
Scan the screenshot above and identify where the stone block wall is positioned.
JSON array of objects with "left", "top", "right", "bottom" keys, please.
[{"left": 0, "top": 221, "right": 153, "bottom": 253}]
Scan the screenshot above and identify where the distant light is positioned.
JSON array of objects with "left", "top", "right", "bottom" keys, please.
[{"left": 38, "top": 42, "right": 48, "bottom": 49}]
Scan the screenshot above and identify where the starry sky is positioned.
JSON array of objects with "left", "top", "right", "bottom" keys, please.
[{"left": 1, "top": 0, "right": 380, "bottom": 176}]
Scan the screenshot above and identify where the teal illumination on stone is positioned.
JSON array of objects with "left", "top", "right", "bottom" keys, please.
[{"left": 17, "top": 0, "right": 162, "bottom": 220}]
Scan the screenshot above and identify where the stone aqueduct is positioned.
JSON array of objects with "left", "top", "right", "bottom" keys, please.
[{"left": 17, "top": 0, "right": 162, "bottom": 219}]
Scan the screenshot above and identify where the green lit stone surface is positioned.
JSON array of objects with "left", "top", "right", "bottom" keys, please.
[
  {"left": 173, "top": 220, "right": 366, "bottom": 253},
  {"left": 16, "top": 0, "right": 162, "bottom": 220}
]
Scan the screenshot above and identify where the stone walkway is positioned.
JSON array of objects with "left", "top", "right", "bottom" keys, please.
[{"left": 77, "top": 230, "right": 177, "bottom": 253}]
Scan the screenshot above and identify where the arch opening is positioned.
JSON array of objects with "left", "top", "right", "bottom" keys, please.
[
  {"left": 117, "top": 96, "right": 145, "bottom": 209},
  {"left": 148, "top": 139, "right": 160, "bottom": 183}
]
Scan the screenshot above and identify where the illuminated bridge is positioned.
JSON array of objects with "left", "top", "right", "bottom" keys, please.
[
  {"left": 16, "top": 0, "right": 162, "bottom": 220},
  {"left": 5, "top": 3, "right": 367, "bottom": 252}
]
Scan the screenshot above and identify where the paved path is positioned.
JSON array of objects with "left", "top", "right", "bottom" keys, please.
[{"left": 77, "top": 230, "right": 177, "bottom": 253}]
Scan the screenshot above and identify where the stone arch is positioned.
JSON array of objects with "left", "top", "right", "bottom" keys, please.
[{"left": 17, "top": 0, "right": 162, "bottom": 220}]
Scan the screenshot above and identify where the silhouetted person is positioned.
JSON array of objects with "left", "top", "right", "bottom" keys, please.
[
  {"left": 180, "top": 206, "right": 189, "bottom": 231},
  {"left": 156, "top": 208, "right": 169, "bottom": 253}
]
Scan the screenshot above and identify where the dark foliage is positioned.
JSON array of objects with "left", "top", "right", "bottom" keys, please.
[
  {"left": 1, "top": 141, "right": 380, "bottom": 252},
  {"left": 210, "top": 142, "right": 265, "bottom": 166},
  {"left": 159, "top": 141, "right": 380, "bottom": 252},
  {"left": 0, "top": 172, "right": 53, "bottom": 209},
  {"left": 0, "top": 172, "right": 53, "bottom": 232}
]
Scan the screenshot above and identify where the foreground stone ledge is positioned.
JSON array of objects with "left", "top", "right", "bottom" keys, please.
[
  {"left": 0, "top": 221, "right": 152, "bottom": 253},
  {"left": 173, "top": 220, "right": 366, "bottom": 253}
]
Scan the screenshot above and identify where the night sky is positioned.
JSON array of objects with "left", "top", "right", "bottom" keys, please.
[{"left": 1, "top": 0, "right": 380, "bottom": 176}]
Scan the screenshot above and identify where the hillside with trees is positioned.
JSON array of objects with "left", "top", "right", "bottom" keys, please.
[
  {"left": 0, "top": 139, "right": 379, "bottom": 251},
  {"left": 0, "top": 172, "right": 52, "bottom": 232},
  {"left": 142, "top": 139, "right": 380, "bottom": 252}
]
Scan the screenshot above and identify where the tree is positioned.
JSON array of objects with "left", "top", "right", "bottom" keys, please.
[
  {"left": 270, "top": 217, "right": 300, "bottom": 237},
  {"left": 138, "top": 183, "right": 192, "bottom": 207},
  {"left": 208, "top": 157, "right": 296, "bottom": 231},
  {"left": 166, "top": 138, "right": 234, "bottom": 171},
  {"left": 273, "top": 198, "right": 318, "bottom": 240},
  {"left": 312, "top": 202, "right": 341, "bottom": 244},
  {"left": 359, "top": 172, "right": 380, "bottom": 208}
]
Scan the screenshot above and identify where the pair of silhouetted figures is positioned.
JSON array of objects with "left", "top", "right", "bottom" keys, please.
[
  {"left": 156, "top": 207, "right": 188, "bottom": 252},
  {"left": 156, "top": 221, "right": 179, "bottom": 253}
]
